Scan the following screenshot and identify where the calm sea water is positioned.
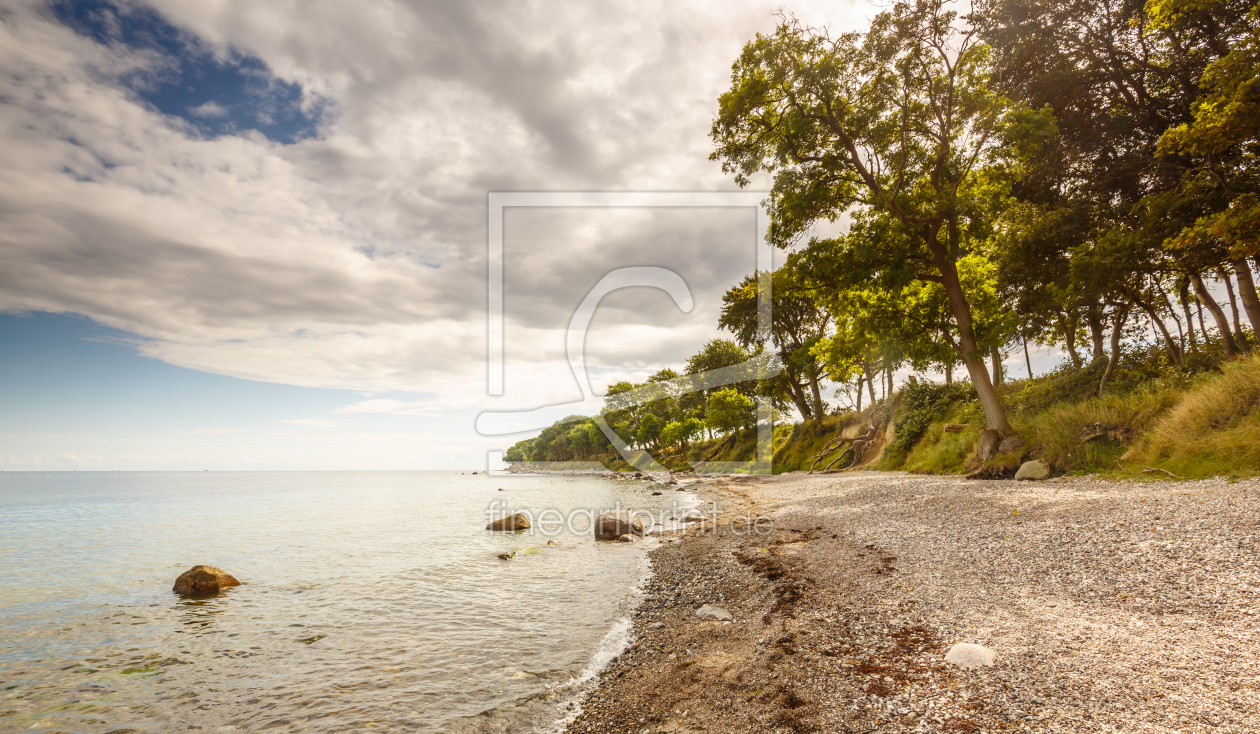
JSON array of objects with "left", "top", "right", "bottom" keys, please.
[{"left": 0, "top": 471, "right": 697, "bottom": 733}]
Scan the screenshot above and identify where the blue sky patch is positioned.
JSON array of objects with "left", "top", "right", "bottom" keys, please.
[{"left": 52, "top": 0, "right": 324, "bottom": 144}]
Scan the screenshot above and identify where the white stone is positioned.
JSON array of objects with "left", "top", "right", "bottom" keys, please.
[
  {"left": 945, "top": 642, "right": 995, "bottom": 668},
  {"left": 695, "top": 604, "right": 732, "bottom": 622}
]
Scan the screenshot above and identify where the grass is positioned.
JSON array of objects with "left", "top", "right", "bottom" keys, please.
[
  {"left": 569, "top": 353, "right": 1260, "bottom": 480},
  {"left": 1125, "top": 355, "right": 1260, "bottom": 476}
]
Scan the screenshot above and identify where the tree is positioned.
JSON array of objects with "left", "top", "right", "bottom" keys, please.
[
  {"left": 706, "top": 388, "right": 755, "bottom": 435},
  {"left": 719, "top": 267, "right": 829, "bottom": 419},
  {"left": 712, "top": 0, "right": 1016, "bottom": 433}
]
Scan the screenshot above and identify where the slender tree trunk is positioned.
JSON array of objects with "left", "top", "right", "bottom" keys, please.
[
  {"left": 990, "top": 345, "right": 1003, "bottom": 386},
  {"left": 1232, "top": 258, "right": 1260, "bottom": 341},
  {"left": 934, "top": 246, "right": 1012, "bottom": 433},
  {"left": 1022, "top": 332, "right": 1034, "bottom": 379},
  {"left": 1219, "top": 267, "right": 1250, "bottom": 350},
  {"left": 1099, "top": 305, "right": 1130, "bottom": 395},
  {"left": 1087, "top": 306, "right": 1106, "bottom": 359},
  {"left": 886, "top": 366, "right": 893, "bottom": 398},
  {"left": 1182, "top": 298, "right": 1199, "bottom": 352},
  {"left": 866, "top": 371, "right": 876, "bottom": 407},
  {"left": 1198, "top": 301, "right": 1209, "bottom": 342},
  {"left": 1061, "top": 315, "right": 1082, "bottom": 368},
  {"left": 1190, "top": 271, "right": 1239, "bottom": 355},
  {"left": 1134, "top": 298, "right": 1182, "bottom": 365},
  {"left": 1155, "top": 282, "right": 1185, "bottom": 355},
  {"left": 808, "top": 367, "right": 824, "bottom": 417},
  {"left": 855, "top": 378, "right": 863, "bottom": 413},
  {"left": 944, "top": 361, "right": 953, "bottom": 384}
]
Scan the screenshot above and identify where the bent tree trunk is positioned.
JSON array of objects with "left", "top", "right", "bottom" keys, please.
[
  {"left": 1190, "top": 271, "right": 1238, "bottom": 356},
  {"left": 1133, "top": 298, "right": 1182, "bottom": 366},
  {"left": 1099, "top": 305, "right": 1130, "bottom": 395},
  {"left": 935, "top": 248, "right": 1013, "bottom": 434},
  {"left": 1232, "top": 259, "right": 1260, "bottom": 343}
]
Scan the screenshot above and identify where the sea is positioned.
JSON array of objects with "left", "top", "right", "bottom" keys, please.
[{"left": 0, "top": 471, "right": 700, "bottom": 733}]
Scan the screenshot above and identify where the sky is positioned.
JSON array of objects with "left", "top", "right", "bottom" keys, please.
[{"left": 0, "top": 0, "right": 1073, "bottom": 470}]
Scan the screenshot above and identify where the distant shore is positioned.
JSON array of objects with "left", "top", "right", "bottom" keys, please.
[{"left": 566, "top": 472, "right": 1260, "bottom": 733}]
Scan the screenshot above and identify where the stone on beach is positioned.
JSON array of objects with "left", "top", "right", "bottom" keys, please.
[
  {"left": 172, "top": 565, "right": 240, "bottom": 596},
  {"left": 595, "top": 511, "right": 644, "bottom": 540},
  {"left": 618, "top": 534, "right": 639, "bottom": 543},
  {"left": 485, "top": 513, "right": 531, "bottom": 531},
  {"left": 1015, "top": 459, "right": 1050, "bottom": 480},
  {"left": 695, "top": 604, "right": 732, "bottom": 622},
  {"left": 945, "top": 642, "right": 995, "bottom": 668}
]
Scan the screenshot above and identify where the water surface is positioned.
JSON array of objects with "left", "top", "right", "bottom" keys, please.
[{"left": 0, "top": 471, "right": 693, "bottom": 733}]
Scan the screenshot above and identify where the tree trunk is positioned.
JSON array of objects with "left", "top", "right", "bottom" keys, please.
[
  {"left": 1219, "top": 267, "right": 1250, "bottom": 350},
  {"left": 1232, "top": 258, "right": 1260, "bottom": 342},
  {"left": 990, "top": 345, "right": 1003, "bottom": 386},
  {"left": 1061, "top": 315, "right": 1082, "bottom": 368},
  {"left": 1134, "top": 298, "right": 1182, "bottom": 366},
  {"left": 808, "top": 366, "right": 825, "bottom": 417},
  {"left": 1198, "top": 301, "right": 1209, "bottom": 342},
  {"left": 783, "top": 370, "right": 812, "bottom": 421},
  {"left": 1022, "top": 332, "right": 1034, "bottom": 379},
  {"left": 1190, "top": 271, "right": 1238, "bottom": 355},
  {"left": 886, "top": 366, "right": 893, "bottom": 398},
  {"left": 1099, "top": 305, "right": 1130, "bottom": 395},
  {"left": 936, "top": 249, "right": 1013, "bottom": 434},
  {"left": 944, "top": 361, "right": 953, "bottom": 384},
  {"left": 1087, "top": 306, "right": 1106, "bottom": 359},
  {"left": 855, "top": 378, "right": 863, "bottom": 413},
  {"left": 1181, "top": 298, "right": 1198, "bottom": 352},
  {"left": 866, "top": 372, "right": 876, "bottom": 406}
]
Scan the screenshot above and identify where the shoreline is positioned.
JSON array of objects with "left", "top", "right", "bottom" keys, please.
[{"left": 564, "top": 472, "right": 1259, "bottom": 733}]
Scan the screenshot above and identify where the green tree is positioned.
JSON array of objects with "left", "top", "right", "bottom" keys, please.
[
  {"left": 712, "top": 0, "right": 1016, "bottom": 433},
  {"left": 706, "top": 388, "right": 755, "bottom": 435}
]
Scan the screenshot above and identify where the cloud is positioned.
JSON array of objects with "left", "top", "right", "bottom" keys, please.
[
  {"left": 188, "top": 100, "right": 229, "bottom": 117},
  {"left": 0, "top": 0, "right": 868, "bottom": 410}
]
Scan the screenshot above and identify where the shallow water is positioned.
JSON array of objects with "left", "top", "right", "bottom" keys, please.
[{"left": 0, "top": 471, "right": 694, "bottom": 733}]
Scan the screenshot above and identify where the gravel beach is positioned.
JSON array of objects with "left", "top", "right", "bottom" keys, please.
[{"left": 565, "top": 472, "right": 1259, "bottom": 733}]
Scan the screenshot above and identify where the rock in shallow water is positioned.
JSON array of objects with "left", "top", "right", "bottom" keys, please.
[
  {"left": 595, "top": 511, "right": 644, "bottom": 540},
  {"left": 945, "top": 642, "right": 995, "bottom": 668},
  {"left": 172, "top": 565, "right": 240, "bottom": 596},
  {"left": 485, "top": 513, "right": 531, "bottom": 531}
]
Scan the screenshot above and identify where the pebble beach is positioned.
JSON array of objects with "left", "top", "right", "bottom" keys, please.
[{"left": 566, "top": 472, "right": 1260, "bottom": 733}]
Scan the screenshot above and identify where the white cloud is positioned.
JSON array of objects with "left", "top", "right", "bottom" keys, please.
[
  {"left": 188, "top": 100, "right": 228, "bottom": 118},
  {"left": 0, "top": 0, "right": 870, "bottom": 414}
]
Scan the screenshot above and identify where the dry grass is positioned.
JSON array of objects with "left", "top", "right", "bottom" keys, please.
[
  {"left": 1127, "top": 354, "right": 1260, "bottom": 476},
  {"left": 1019, "top": 386, "right": 1183, "bottom": 473}
]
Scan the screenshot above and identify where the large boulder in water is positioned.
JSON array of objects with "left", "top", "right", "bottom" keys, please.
[
  {"left": 173, "top": 565, "right": 240, "bottom": 596},
  {"left": 595, "top": 511, "right": 644, "bottom": 541},
  {"left": 486, "top": 513, "right": 531, "bottom": 531}
]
